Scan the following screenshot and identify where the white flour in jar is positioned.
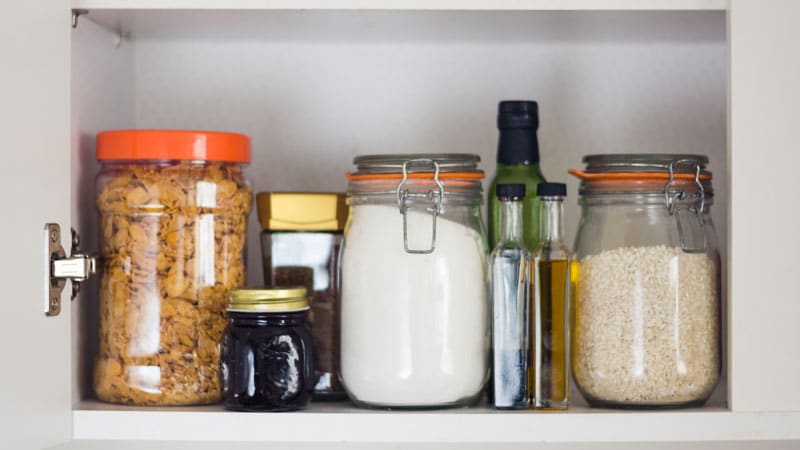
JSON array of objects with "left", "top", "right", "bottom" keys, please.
[{"left": 341, "top": 204, "right": 489, "bottom": 407}]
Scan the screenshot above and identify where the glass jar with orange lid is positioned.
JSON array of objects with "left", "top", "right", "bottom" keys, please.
[
  {"left": 93, "top": 130, "right": 253, "bottom": 405},
  {"left": 570, "top": 154, "right": 721, "bottom": 408}
]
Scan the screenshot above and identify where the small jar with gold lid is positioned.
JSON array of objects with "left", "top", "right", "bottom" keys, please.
[
  {"left": 256, "top": 192, "right": 347, "bottom": 400},
  {"left": 221, "top": 287, "right": 315, "bottom": 412}
]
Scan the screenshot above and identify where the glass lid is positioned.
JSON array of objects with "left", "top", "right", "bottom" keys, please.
[
  {"left": 351, "top": 153, "right": 482, "bottom": 176},
  {"left": 582, "top": 154, "right": 710, "bottom": 174}
]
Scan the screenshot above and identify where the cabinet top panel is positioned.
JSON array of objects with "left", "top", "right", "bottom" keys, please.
[
  {"left": 72, "top": 0, "right": 726, "bottom": 11},
  {"left": 77, "top": 9, "right": 724, "bottom": 42}
]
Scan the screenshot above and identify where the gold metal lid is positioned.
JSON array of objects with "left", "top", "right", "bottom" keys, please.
[
  {"left": 256, "top": 192, "right": 347, "bottom": 231},
  {"left": 228, "top": 287, "right": 309, "bottom": 312}
]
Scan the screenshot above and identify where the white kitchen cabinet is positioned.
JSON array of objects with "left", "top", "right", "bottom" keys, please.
[{"left": 2, "top": 0, "right": 799, "bottom": 448}]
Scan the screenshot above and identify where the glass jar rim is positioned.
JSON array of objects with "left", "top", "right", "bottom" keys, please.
[
  {"left": 347, "top": 153, "right": 484, "bottom": 197},
  {"left": 350, "top": 153, "right": 483, "bottom": 176},
  {"left": 572, "top": 153, "right": 714, "bottom": 196},
  {"left": 581, "top": 153, "right": 710, "bottom": 173}
]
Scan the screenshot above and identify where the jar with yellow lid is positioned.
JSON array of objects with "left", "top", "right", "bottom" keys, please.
[
  {"left": 221, "top": 287, "right": 314, "bottom": 411},
  {"left": 256, "top": 192, "right": 347, "bottom": 399}
]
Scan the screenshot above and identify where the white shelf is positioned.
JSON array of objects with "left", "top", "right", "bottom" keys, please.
[
  {"left": 71, "top": 0, "right": 726, "bottom": 11},
  {"left": 72, "top": 401, "right": 800, "bottom": 443}
]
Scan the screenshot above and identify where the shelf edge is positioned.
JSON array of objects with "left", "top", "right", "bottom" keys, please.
[{"left": 72, "top": 408, "right": 800, "bottom": 442}]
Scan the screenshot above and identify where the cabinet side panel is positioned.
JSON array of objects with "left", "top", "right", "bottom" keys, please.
[
  {"left": 729, "top": 0, "right": 800, "bottom": 411},
  {"left": 0, "top": 1, "right": 72, "bottom": 447}
]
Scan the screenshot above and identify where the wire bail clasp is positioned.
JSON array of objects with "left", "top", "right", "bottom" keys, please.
[
  {"left": 664, "top": 159, "right": 707, "bottom": 254},
  {"left": 396, "top": 159, "right": 444, "bottom": 254}
]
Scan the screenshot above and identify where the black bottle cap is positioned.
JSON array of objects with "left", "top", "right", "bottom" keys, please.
[
  {"left": 496, "top": 100, "right": 540, "bottom": 165},
  {"left": 496, "top": 183, "right": 526, "bottom": 199},
  {"left": 537, "top": 182, "right": 567, "bottom": 197},
  {"left": 497, "top": 100, "right": 539, "bottom": 130}
]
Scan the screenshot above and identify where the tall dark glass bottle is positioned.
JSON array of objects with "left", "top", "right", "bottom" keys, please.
[
  {"left": 487, "top": 100, "right": 546, "bottom": 403},
  {"left": 489, "top": 101, "right": 547, "bottom": 250}
]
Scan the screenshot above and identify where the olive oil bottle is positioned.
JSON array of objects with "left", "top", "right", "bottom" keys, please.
[{"left": 530, "top": 182, "right": 570, "bottom": 409}]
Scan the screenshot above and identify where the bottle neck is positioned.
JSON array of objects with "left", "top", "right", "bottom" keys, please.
[
  {"left": 539, "top": 197, "right": 565, "bottom": 245},
  {"left": 498, "top": 199, "right": 525, "bottom": 245},
  {"left": 497, "top": 128, "right": 540, "bottom": 165}
]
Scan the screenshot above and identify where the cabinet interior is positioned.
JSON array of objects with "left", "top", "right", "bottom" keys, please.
[{"left": 70, "top": 9, "right": 728, "bottom": 409}]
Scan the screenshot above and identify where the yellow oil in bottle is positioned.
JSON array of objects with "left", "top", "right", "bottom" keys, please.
[{"left": 530, "top": 258, "right": 570, "bottom": 409}]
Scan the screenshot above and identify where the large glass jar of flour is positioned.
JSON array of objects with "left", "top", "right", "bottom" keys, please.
[
  {"left": 570, "top": 154, "right": 721, "bottom": 408},
  {"left": 341, "top": 154, "right": 490, "bottom": 408}
]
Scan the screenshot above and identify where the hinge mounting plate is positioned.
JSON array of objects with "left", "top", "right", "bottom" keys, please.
[{"left": 45, "top": 223, "right": 96, "bottom": 317}]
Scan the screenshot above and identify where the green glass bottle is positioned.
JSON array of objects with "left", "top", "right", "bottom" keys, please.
[{"left": 489, "top": 101, "right": 546, "bottom": 250}]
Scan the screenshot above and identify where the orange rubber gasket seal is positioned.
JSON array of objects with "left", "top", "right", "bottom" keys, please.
[
  {"left": 347, "top": 172, "right": 485, "bottom": 181},
  {"left": 569, "top": 169, "right": 712, "bottom": 181}
]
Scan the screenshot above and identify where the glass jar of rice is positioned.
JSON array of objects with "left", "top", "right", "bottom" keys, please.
[{"left": 569, "top": 154, "right": 721, "bottom": 408}]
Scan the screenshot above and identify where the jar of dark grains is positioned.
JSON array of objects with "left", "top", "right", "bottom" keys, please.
[
  {"left": 256, "top": 192, "right": 347, "bottom": 400},
  {"left": 221, "top": 287, "right": 314, "bottom": 412}
]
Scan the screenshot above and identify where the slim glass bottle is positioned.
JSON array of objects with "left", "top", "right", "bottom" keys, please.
[
  {"left": 489, "top": 100, "right": 547, "bottom": 250},
  {"left": 530, "top": 182, "right": 570, "bottom": 410},
  {"left": 490, "top": 184, "right": 530, "bottom": 409}
]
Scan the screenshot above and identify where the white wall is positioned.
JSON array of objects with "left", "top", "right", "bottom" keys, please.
[{"left": 124, "top": 10, "right": 727, "bottom": 285}]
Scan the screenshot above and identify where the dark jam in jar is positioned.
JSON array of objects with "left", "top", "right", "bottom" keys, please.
[{"left": 221, "top": 288, "right": 314, "bottom": 412}]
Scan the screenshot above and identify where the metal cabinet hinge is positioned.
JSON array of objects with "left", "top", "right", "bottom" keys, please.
[{"left": 46, "top": 223, "right": 96, "bottom": 317}]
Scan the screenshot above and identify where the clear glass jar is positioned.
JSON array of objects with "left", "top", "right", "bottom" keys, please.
[
  {"left": 221, "top": 288, "right": 314, "bottom": 412},
  {"left": 340, "top": 154, "right": 490, "bottom": 408},
  {"left": 93, "top": 130, "right": 252, "bottom": 405},
  {"left": 256, "top": 192, "right": 347, "bottom": 400},
  {"left": 570, "top": 154, "right": 721, "bottom": 408}
]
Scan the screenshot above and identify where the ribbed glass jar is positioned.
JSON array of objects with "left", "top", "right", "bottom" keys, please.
[{"left": 221, "top": 287, "right": 314, "bottom": 412}]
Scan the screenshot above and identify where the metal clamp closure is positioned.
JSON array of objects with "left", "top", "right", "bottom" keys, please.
[
  {"left": 396, "top": 159, "right": 444, "bottom": 254},
  {"left": 663, "top": 160, "right": 707, "bottom": 253}
]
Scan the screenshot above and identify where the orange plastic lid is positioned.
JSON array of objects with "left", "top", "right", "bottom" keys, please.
[{"left": 96, "top": 130, "right": 251, "bottom": 163}]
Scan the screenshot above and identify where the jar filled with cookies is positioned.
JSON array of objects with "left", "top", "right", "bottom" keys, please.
[{"left": 93, "top": 130, "right": 253, "bottom": 405}]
